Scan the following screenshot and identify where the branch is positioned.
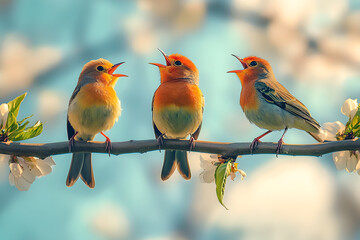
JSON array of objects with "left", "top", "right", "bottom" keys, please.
[{"left": 0, "top": 139, "right": 359, "bottom": 159}]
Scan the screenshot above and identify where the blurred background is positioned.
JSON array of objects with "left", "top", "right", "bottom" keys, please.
[{"left": 0, "top": 0, "right": 360, "bottom": 239}]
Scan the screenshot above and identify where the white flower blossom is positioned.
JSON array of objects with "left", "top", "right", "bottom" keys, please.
[
  {"left": 8, "top": 155, "right": 55, "bottom": 191},
  {"left": 9, "top": 156, "right": 35, "bottom": 191},
  {"left": 325, "top": 98, "right": 360, "bottom": 174},
  {"left": 333, "top": 151, "right": 360, "bottom": 173},
  {"left": 199, "top": 154, "right": 220, "bottom": 183},
  {"left": 230, "top": 163, "right": 247, "bottom": 181},
  {"left": 199, "top": 154, "right": 246, "bottom": 183},
  {"left": 356, "top": 158, "right": 360, "bottom": 175},
  {"left": 341, "top": 98, "right": 358, "bottom": 119},
  {"left": 25, "top": 156, "right": 56, "bottom": 177},
  {"left": 0, "top": 103, "right": 9, "bottom": 129},
  {"left": 318, "top": 121, "right": 345, "bottom": 141}
]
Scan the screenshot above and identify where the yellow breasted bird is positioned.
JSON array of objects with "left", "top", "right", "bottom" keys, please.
[
  {"left": 228, "top": 55, "right": 322, "bottom": 155},
  {"left": 150, "top": 49, "right": 204, "bottom": 180},
  {"left": 67, "top": 58, "right": 127, "bottom": 188}
]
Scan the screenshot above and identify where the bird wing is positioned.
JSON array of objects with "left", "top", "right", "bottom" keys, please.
[
  {"left": 192, "top": 122, "right": 202, "bottom": 140},
  {"left": 67, "top": 76, "right": 98, "bottom": 140},
  {"left": 192, "top": 94, "right": 204, "bottom": 140},
  {"left": 153, "top": 121, "right": 162, "bottom": 139},
  {"left": 67, "top": 117, "right": 76, "bottom": 140},
  {"left": 255, "top": 80, "right": 320, "bottom": 129},
  {"left": 151, "top": 92, "right": 163, "bottom": 139}
]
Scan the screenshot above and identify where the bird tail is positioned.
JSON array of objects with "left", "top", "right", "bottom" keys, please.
[
  {"left": 307, "top": 131, "right": 323, "bottom": 143},
  {"left": 66, "top": 153, "right": 84, "bottom": 187},
  {"left": 80, "top": 153, "right": 95, "bottom": 188},
  {"left": 161, "top": 150, "right": 176, "bottom": 181},
  {"left": 161, "top": 150, "right": 191, "bottom": 181},
  {"left": 66, "top": 153, "right": 95, "bottom": 188},
  {"left": 175, "top": 151, "right": 191, "bottom": 180}
]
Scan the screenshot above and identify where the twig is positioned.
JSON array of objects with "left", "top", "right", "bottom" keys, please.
[{"left": 0, "top": 139, "right": 359, "bottom": 159}]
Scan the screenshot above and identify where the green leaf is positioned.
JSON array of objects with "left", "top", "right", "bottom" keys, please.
[
  {"left": 7, "top": 92, "right": 27, "bottom": 118},
  {"left": 18, "top": 115, "right": 33, "bottom": 125},
  {"left": 17, "top": 120, "right": 30, "bottom": 132},
  {"left": 215, "top": 161, "right": 232, "bottom": 209},
  {"left": 351, "top": 108, "right": 360, "bottom": 137},
  {"left": 8, "top": 120, "right": 30, "bottom": 139},
  {"left": 5, "top": 112, "right": 16, "bottom": 132},
  {"left": 8, "top": 121, "right": 43, "bottom": 141},
  {"left": 7, "top": 120, "right": 19, "bottom": 133}
]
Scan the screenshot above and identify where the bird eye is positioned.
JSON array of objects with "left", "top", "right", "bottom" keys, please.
[
  {"left": 97, "top": 66, "right": 104, "bottom": 71},
  {"left": 249, "top": 61, "right": 257, "bottom": 66},
  {"left": 174, "top": 60, "right": 182, "bottom": 66}
]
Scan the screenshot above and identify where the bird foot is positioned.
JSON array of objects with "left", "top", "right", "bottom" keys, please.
[
  {"left": 250, "top": 130, "right": 273, "bottom": 154},
  {"left": 68, "top": 132, "right": 78, "bottom": 152},
  {"left": 250, "top": 138, "right": 261, "bottom": 154},
  {"left": 101, "top": 132, "right": 112, "bottom": 156},
  {"left": 189, "top": 136, "right": 196, "bottom": 152},
  {"left": 105, "top": 139, "right": 112, "bottom": 156},
  {"left": 157, "top": 133, "right": 165, "bottom": 152},
  {"left": 276, "top": 139, "right": 284, "bottom": 157},
  {"left": 276, "top": 127, "right": 288, "bottom": 157}
]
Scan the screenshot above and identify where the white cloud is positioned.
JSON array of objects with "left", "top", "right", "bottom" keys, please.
[
  {"left": 88, "top": 202, "right": 130, "bottom": 239},
  {"left": 0, "top": 35, "right": 62, "bottom": 97},
  {"left": 38, "top": 90, "right": 67, "bottom": 120},
  {"left": 69, "top": 196, "right": 130, "bottom": 240},
  {"left": 193, "top": 157, "right": 341, "bottom": 240}
]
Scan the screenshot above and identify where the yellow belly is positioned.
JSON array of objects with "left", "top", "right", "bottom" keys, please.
[
  {"left": 153, "top": 105, "right": 202, "bottom": 139},
  {"left": 68, "top": 84, "right": 121, "bottom": 139}
]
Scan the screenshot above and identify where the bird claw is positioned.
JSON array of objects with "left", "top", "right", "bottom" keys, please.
[
  {"left": 276, "top": 139, "right": 284, "bottom": 157},
  {"left": 105, "top": 138, "right": 112, "bottom": 156},
  {"left": 250, "top": 138, "right": 260, "bottom": 154},
  {"left": 189, "top": 136, "right": 196, "bottom": 152},
  {"left": 249, "top": 130, "right": 272, "bottom": 154},
  {"left": 276, "top": 127, "right": 288, "bottom": 157},
  {"left": 68, "top": 132, "right": 78, "bottom": 152},
  {"left": 157, "top": 133, "right": 165, "bottom": 152},
  {"left": 68, "top": 139, "right": 74, "bottom": 152},
  {"left": 101, "top": 132, "right": 112, "bottom": 156}
]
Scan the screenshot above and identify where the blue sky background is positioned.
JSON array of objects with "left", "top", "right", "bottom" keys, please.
[{"left": 0, "top": 0, "right": 360, "bottom": 239}]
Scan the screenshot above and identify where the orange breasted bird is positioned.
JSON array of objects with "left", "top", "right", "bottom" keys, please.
[
  {"left": 150, "top": 49, "right": 204, "bottom": 180},
  {"left": 67, "top": 58, "right": 127, "bottom": 188},
  {"left": 228, "top": 55, "right": 322, "bottom": 155}
]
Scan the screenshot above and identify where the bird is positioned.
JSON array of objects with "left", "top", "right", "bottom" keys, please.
[
  {"left": 228, "top": 55, "right": 322, "bottom": 155},
  {"left": 66, "top": 58, "right": 126, "bottom": 188},
  {"left": 150, "top": 49, "right": 204, "bottom": 180}
]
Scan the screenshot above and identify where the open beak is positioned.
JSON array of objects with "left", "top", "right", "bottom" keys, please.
[
  {"left": 149, "top": 48, "right": 171, "bottom": 68},
  {"left": 227, "top": 54, "right": 248, "bottom": 73},
  {"left": 108, "top": 62, "right": 128, "bottom": 77}
]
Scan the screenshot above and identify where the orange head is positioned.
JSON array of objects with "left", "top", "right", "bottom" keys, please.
[
  {"left": 150, "top": 49, "right": 199, "bottom": 84},
  {"left": 228, "top": 55, "right": 273, "bottom": 85},
  {"left": 78, "top": 58, "right": 127, "bottom": 87}
]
